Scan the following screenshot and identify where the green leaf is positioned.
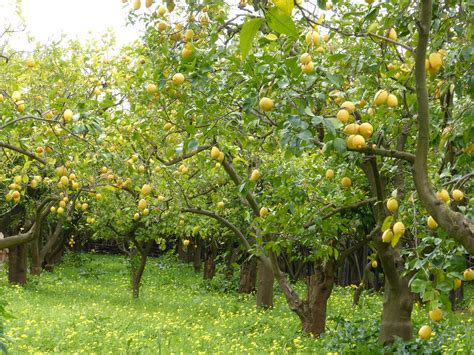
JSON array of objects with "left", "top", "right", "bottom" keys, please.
[
  {"left": 381, "top": 216, "right": 393, "bottom": 232},
  {"left": 274, "top": 0, "right": 294, "bottom": 16},
  {"left": 410, "top": 279, "right": 427, "bottom": 294},
  {"left": 240, "top": 18, "right": 264, "bottom": 61},
  {"left": 266, "top": 7, "right": 298, "bottom": 37},
  {"left": 317, "top": 0, "right": 326, "bottom": 9}
]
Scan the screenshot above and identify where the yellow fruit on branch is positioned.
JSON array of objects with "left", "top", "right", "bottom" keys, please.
[
  {"left": 325, "top": 169, "right": 334, "bottom": 179},
  {"left": 343, "top": 123, "right": 359, "bottom": 136},
  {"left": 341, "top": 177, "right": 352, "bottom": 188},
  {"left": 56, "top": 166, "right": 67, "bottom": 177},
  {"left": 305, "top": 30, "right": 320, "bottom": 46},
  {"left": 386, "top": 198, "right": 398, "bottom": 212},
  {"left": 341, "top": 101, "right": 356, "bottom": 113},
  {"left": 418, "top": 325, "right": 432, "bottom": 340},
  {"left": 138, "top": 199, "right": 147, "bottom": 210},
  {"left": 374, "top": 90, "right": 388, "bottom": 106},
  {"left": 382, "top": 229, "right": 394, "bottom": 243},
  {"left": 158, "top": 20, "right": 168, "bottom": 30},
  {"left": 464, "top": 268, "right": 474, "bottom": 281},
  {"left": 183, "top": 239, "right": 190, "bottom": 247},
  {"left": 301, "top": 61, "right": 314, "bottom": 74},
  {"left": 427, "top": 216, "right": 438, "bottom": 229},
  {"left": 141, "top": 184, "right": 152, "bottom": 195},
  {"left": 95, "top": 193, "right": 103, "bottom": 201},
  {"left": 300, "top": 53, "right": 312, "bottom": 65},
  {"left": 133, "top": 213, "right": 140, "bottom": 221},
  {"left": 428, "top": 52, "right": 443, "bottom": 70},
  {"left": 210, "top": 146, "right": 220, "bottom": 160},
  {"left": 352, "top": 135, "right": 366, "bottom": 150},
  {"left": 358, "top": 122, "right": 373, "bottom": 139},
  {"left": 163, "top": 122, "right": 173, "bottom": 131},
  {"left": 386, "top": 94, "right": 398, "bottom": 107},
  {"left": 393, "top": 221, "right": 405, "bottom": 236},
  {"left": 26, "top": 56, "right": 35, "bottom": 68},
  {"left": 259, "top": 97, "right": 274, "bottom": 112},
  {"left": 436, "top": 189, "right": 450, "bottom": 203},
  {"left": 63, "top": 109, "right": 74, "bottom": 122},
  {"left": 429, "top": 308, "right": 443, "bottom": 322},
  {"left": 451, "top": 189, "right": 464, "bottom": 201},
  {"left": 60, "top": 176, "right": 69, "bottom": 186},
  {"left": 371, "top": 261, "right": 378, "bottom": 268},
  {"left": 172, "top": 73, "right": 185, "bottom": 85},
  {"left": 337, "top": 109, "right": 350, "bottom": 123},
  {"left": 453, "top": 278, "right": 462, "bottom": 290},
  {"left": 217, "top": 151, "right": 225, "bottom": 162},
  {"left": 346, "top": 134, "right": 355, "bottom": 149},
  {"left": 12, "top": 91, "right": 21, "bottom": 102},
  {"left": 157, "top": 4, "right": 166, "bottom": 15},
  {"left": 184, "top": 29, "right": 194, "bottom": 42},
  {"left": 259, "top": 207, "right": 269, "bottom": 217},
  {"left": 386, "top": 28, "right": 397, "bottom": 41},
  {"left": 250, "top": 169, "right": 261, "bottom": 182},
  {"left": 133, "top": 0, "right": 141, "bottom": 10},
  {"left": 147, "top": 83, "right": 157, "bottom": 94},
  {"left": 217, "top": 201, "right": 225, "bottom": 209},
  {"left": 145, "top": 0, "right": 153, "bottom": 8}
]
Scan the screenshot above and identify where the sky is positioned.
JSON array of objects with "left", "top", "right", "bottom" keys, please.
[{"left": 1, "top": 0, "right": 143, "bottom": 51}]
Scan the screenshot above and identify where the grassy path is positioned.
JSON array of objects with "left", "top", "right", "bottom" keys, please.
[{"left": 0, "top": 252, "right": 472, "bottom": 353}]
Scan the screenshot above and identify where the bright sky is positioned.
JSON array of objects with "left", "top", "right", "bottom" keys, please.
[{"left": 1, "top": 0, "right": 142, "bottom": 51}]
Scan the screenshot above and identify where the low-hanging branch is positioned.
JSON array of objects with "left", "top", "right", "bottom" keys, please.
[
  {"left": 304, "top": 197, "right": 377, "bottom": 229},
  {"left": 0, "top": 197, "right": 57, "bottom": 249},
  {"left": 347, "top": 146, "right": 415, "bottom": 164},
  {"left": 181, "top": 207, "right": 252, "bottom": 251},
  {"left": 0, "top": 141, "right": 47, "bottom": 164},
  {"left": 154, "top": 145, "right": 211, "bottom": 166}
]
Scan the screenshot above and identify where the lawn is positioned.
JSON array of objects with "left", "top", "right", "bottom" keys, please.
[{"left": 0, "top": 252, "right": 472, "bottom": 354}]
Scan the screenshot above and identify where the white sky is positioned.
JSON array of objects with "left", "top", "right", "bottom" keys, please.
[{"left": 1, "top": 0, "right": 143, "bottom": 51}]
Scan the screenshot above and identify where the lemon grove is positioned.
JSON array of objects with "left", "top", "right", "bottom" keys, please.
[{"left": 0, "top": 0, "right": 473, "bottom": 352}]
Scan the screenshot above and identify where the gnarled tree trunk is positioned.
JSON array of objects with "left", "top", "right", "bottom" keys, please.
[
  {"left": 193, "top": 236, "right": 202, "bottom": 273},
  {"left": 239, "top": 254, "right": 257, "bottom": 293},
  {"left": 8, "top": 244, "right": 28, "bottom": 284},
  {"left": 256, "top": 257, "right": 274, "bottom": 308}
]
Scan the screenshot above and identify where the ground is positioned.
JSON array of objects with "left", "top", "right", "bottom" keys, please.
[{"left": 0, "top": 252, "right": 472, "bottom": 353}]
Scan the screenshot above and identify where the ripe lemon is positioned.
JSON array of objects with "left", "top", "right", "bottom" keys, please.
[
  {"left": 359, "top": 122, "right": 373, "bottom": 138},
  {"left": 386, "top": 198, "right": 398, "bottom": 212},
  {"left": 259, "top": 97, "right": 274, "bottom": 112},
  {"left": 337, "top": 109, "right": 350, "bottom": 123},
  {"left": 418, "top": 325, "right": 432, "bottom": 340},
  {"left": 325, "top": 169, "right": 334, "bottom": 179},
  {"left": 429, "top": 308, "right": 443, "bottom": 322},
  {"left": 427, "top": 216, "right": 438, "bottom": 229},
  {"left": 451, "top": 189, "right": 464, "bottom": 201},
  {"left": 341, "top": 177, "right": 352, "bottom": 188}
]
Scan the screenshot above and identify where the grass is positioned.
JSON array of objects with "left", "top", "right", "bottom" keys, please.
[{"left": 0, "top": 252, "right": 473, "bottom": 354}]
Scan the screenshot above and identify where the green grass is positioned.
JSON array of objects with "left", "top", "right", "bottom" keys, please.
[{"left": 0, "top": 252, "right": 472, "bottom": 354}]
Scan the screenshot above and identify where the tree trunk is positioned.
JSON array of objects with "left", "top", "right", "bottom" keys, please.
[
  {"left": 354, "top": 262, "right": 372, "bottom": 306},
  {"left": 302, "top": 261, "right": 335, "bottom": 335},
  {"left": 131, "top": 241, "right": 152, "bottom": 298},
  {"left": 31, "top": 236, "right": 42, "bottom": 275},
  {"left": 8, "top": 243, "right": 28, "bottom": 284},
  {"left": 203, "top": 242, "right": 217, "bottom": 280},
  {"left": 239, "top": 255, "right": 257, "bottom": 293},
  {"left": 379, "top": 277, "right": 414, "bottom": 343},
  {"left": 256, "top": 258, "right": 274, "bottom": 308},
  {"left": 224, "top": 244, "right": 239, "bottom": 280},
  {"left": 193, "top": 236, "right": 202, "bottom": 273}
]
